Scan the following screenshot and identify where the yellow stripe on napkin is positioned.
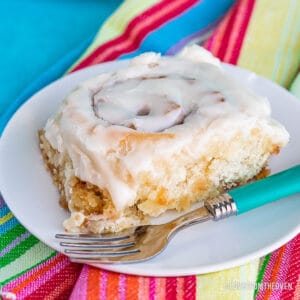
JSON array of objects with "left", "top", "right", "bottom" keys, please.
[
  {"left": 0, "top": 212, "right": 13, "bottom": 225},
  {"left": 238, "top": 0, "right": 300, "bottom": 87},
  {"left": 196, "top": 260, "right": 259, "bottom": 300}
]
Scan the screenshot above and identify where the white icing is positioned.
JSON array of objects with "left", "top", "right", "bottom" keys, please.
[
  {"left": 178, "top": 44, "right": 222, "bottom": 67},
  {"left": 44, "top": 45, "right": 289, "bottom": 211}
]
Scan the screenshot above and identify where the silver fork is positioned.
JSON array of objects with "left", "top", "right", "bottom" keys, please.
[
  {"left": 56, "top": 194, "right": 235, "bottom": 264},
  {"left": 56, "top": 165, "right": 300, "bottom": 263}
]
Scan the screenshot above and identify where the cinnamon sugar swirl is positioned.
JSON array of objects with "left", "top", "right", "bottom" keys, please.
[{"left": 39, "top": 45, "right": 289, "bottom": 233}]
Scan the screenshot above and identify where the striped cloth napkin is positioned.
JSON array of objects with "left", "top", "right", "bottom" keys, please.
[{"left": 1, "top": 0, "right": 300, "bottom": 299}]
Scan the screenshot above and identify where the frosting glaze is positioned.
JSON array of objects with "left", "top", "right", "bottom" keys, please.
[{"left": 44, "top": 45, "right": 289, "bottom": 211}]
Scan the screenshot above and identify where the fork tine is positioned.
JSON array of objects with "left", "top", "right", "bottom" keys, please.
[
  {"left": 60, "top": 240, "right": 136, "bottom": 249},
  {"left": 69, "top": 255, "right": 145, "bottom": 264},
  {"left": 55, "top": 232, "right": 132, "bottom": 242},
  {"left": 65, "top": 248, "right": 140, "bottom": 257}
]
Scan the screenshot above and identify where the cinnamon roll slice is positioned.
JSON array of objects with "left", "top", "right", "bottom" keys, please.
[{"left": 39, "top": 45, "right": 289, "bottom": 233}]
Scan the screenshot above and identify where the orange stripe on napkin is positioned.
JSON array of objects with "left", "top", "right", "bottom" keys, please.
[
  {"left": 11, "top": 254, "right": 65, "bottom": 294},
  {"left": 126, "top": 275, "right": 139, "bottom": 300},
  {"left": 263, "top": 244, "right": 287, "bottom": 300},
  {"left": 87, "top": 266, "right": 101, "bottom": 300},
  {"left": 106, "top": 272, "right": 121, "bottom": 300}
]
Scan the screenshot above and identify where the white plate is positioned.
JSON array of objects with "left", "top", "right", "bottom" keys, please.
[{"left": 0, "top": 61, "right": 300, "bottom": 277}]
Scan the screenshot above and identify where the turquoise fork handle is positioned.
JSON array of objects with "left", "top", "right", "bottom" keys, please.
[{"left": 228, "top": 165, "right": 300, "bottom": 215}]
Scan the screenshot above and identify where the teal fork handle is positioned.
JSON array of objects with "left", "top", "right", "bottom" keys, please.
[{"left": 228, "top": 165, "right": 300, "bottom": 215}]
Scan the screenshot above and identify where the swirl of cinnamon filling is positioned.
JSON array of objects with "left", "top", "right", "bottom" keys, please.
[{"left": 92, "top": 74, "right": 227, "bottom": 132}]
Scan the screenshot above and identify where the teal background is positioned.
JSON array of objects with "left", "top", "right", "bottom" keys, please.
[
  {"left": 0, "top": 0, "right": 235, "bottom": 135},
  {"left": 0, "top": 0, "right": 121, "bottom": 117}
]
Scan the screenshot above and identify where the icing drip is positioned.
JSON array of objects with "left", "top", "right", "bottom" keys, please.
[{"left": 92, "top": 75, "right": 200, "bottom": 132}]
